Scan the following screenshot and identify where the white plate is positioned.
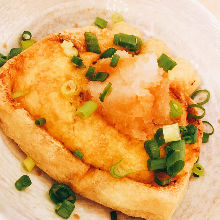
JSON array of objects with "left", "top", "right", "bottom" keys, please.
[{"left": 0, "top": 0, "right": 220, "bottom": 219}]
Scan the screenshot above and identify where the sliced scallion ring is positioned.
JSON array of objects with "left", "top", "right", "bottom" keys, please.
[
  {"left": 15, "top": 175, "right": 32, "bottom": 191},
  {"left": 192, "top": 163, "right": 204, "bottom": 177},
  {"left": 99, "top": 82, "right": 112, "bottom": 102},
  {"left": 91, "top": 72, "right": 109, "bottom": 82},
  {"left": 202, "top": 121, "right": 214, "bottom": 135},
  {"left": 76, "top": 101, "right": 98, "bottom": 119},
  {"left": 154, "top": 171, "right": 171, "bottom": 186},
  {"left": 12, "top": 90, "right": 29, "bottom": 99},
  {"left": 188, "top": 104, "right": 206, "bottom": 119},
  {"left": 144, "top": 139, "right": 160, "bottom": 159},
  {"left": 191, "top": 89, "right": 210, "bottom": 105},
  {"left": 71, "top": 56, "right": 85, "bottom": 68},
  {"left": 86, "top": 66, "right": 95, "bottom": 79},
  {"left": 147, "top": 158, "right": 166, "bottom": 171},
  {"left": 55, "top": 199, "right": 75, "bottom": 219},
  {"left": 21, "top": 31, "right": 32, "bottom": 41},
  {"left": 73, "top": 149, "right": 84, "bottom": 159},
  {"left": 110, "top": 160, "right": 136, "bottom": 178},
  {"left": 94, "top": 17, "right": 108, "bottom": 29},
  {"left": 154, "top": 128, "right": 165, "bottom": 146},
  {"left": 157, "top": 54, "right": 177, "bottom": 72},
  {"left": 35, "top": 118, "right": 46, "bottom": 126},
  {"left": 61, "top": 80, "right": 78, "bottom": 97},
  {"left": 21, "top": 39, "right": 35, "bottom": 50},
  {"left": 112, "top": 12, "right": 124, "bottom": 23},
  {"left": 100, "top": 48, "right": 117, "bottom": 59},
  {"left": 110, "top": 211, "right": 117, "bottom": 220},
  {"left": 84, "top": 32, "right": 101, "bottom": 54},
  {"left": 169, "top": 99, "right": 183, "bottom": 118},
  {"left": 8, "top": 48, "right": 22, "bottom": 59},
  {"left": 110, "top": 54, "right": 120, "bottom": 67},
  {"left": 202, "top": 132, "right": 209, "bottom": 143}
]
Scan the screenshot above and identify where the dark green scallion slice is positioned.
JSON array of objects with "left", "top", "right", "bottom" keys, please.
[
  {"left": 202, "top": 121, "right": 214, "bottom": 135},
  {"left": 144, "top": 139, "right": 160, "bottom": 159},
  {"left": 202, "top": 132, "right": 209, "bottom": 143},
  {"left": 71, "top": 56, "right": 85, "bottom": 68},
  {"left": 181, "top": 124, "right": 198, "bottom": 144},
  {"left": 94, "top": 17, "right": 108, "bottom": 29},
  {"left": 154, "top": 171, "right": 171, "bottom": 186},
  {"left": 110, "top": 54, "right": 120, "bottom": 67},
  {"left": 49, "top": 183, "right": 76, "bottom": 205},
  {"left": 21, "top": 31, "right": 32, "bottom": 41},
  {"left": 191, "top": 89, "right": 210, "bottom": 105},
  {"left": 100, "top": 48, "right": 117, "bottom": 59},
  {"left": 21, "top": 39, "right": 35, "bottom": 50},
  {"left": 86, "top": 66, "right": 95, "bottom": 79},
  {"left": 154, "top": 128, "right": 165, "bottom": 146},
  {"left": 147, "top": 158, "right": 166, "bottom": 171},
  {"left": 99, "top": 82, "right": 112, "bottom": 102},
  {"left": 84, "top": 32, "right": 101, "bottom": 54},
  {"left": 8, "top": 48, "right": 22, "bottom": 59},
  {"left": 91, "top": 72, "right": 109, "bottom": 82},
  {"left": 113, "top": 33, "right": 142, "bottom": 52},
  {"left": 188, "top": 104, "right": 206, "bottom": 119},
  {"left": 157, "top": 54, "right": 177, "bottom": 72},
  {"left": 15, "top": 175, "right": 32, "bottom": 191},
  {"left": 110, "top": 211, "right": 117, "bottom": 220},
  {"left": 73, "top": 149, "right": 84, "bottom": 159},
  {"left": 35, "top": 118, "right": 46, "bottom": 126},
  {"left": 55, "top": 200, "right": 75, "bottom": 219},
  {"left": 192, "top": 163, "right": 204, "bottom": 177},
  {"left": 170, "top": 99, "right": 183, "bottom": 118},
  {"left": 0, "top": 53, "right": 7, "bottom": 67}
]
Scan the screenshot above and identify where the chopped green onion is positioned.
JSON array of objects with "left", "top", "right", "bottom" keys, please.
[
  {"left": 76, "top": 101, "right": 98, "bottom": 119},
  {"left": 12, "top": 90, "right": 29, "bottom": 99},
  {"left": 191, "top": 89, "right": 210, "bottom": 105},
  {"left": 55, "top": 200, "right": 75, "bottom": 219},
  {"left": 99, "top": 82, "right": 112, "bottom": 102},
  {"left": 91, "top": 72, "right": 109, "bottom": 82},
  {"left": 154, "top": 171, "right": 171, "bottom": 186},
  {"left": 163, "top": 123, "right": 181, "bottom": 143},
  {"left": 110, "top": 211, "right": 117, "bottom": 220},
  {"left": 110, "top": 160, "right": 136, "bottom": 178},
  {"left": 84, "top": 32, "right": 101, "bottom": 54},
  {"left": 23, "top": 156, "right": 35, "bottom": 172},
  {"left": 154, "top": 128, "right": 165, "bottom": 146},
  {"left": 188, "top": 104, "right": 206, "bottom": 119},
  {"left": 8, "top": 48, "right": 22, "bottom": 59},
  {"left": 181, "top": 124, "right": 198, "bottom": 144},
  {"left": 147, "top": 158, "right": 166, "bottom": 171},
  {"left": 73, "top": 149, "right": 84, "bottom": 159},
  {"left": 35, "top": 118, "right": 46, "bottom": 126},
  {"left": 112, "top": 12, "right": 124, "bottom": 23},
  {"left": 61, "top": 41, "right": 78, "bottom": 57},
  {"left": 170, "top": 99, "right": 183, "bottom": 118},
  {"left": 49, "top": 183, "right": 76, "bottom": 205},
  {"left": 100, "top": 48, "right": 117, "bottom": 59},
  {"left": 166, "top": 140, "right": 185, "bottom": 177},
  {"left": 94, "top": 17, "right": 108, "bottom": 29},
  {"left": 21, "top": 39, "right": 35, "bottom": 50},
  {"left": 85, "top": 66, "right": 95, "bottom": 79},
  {"left": 144, "top": 139, "right": 160, "bottom": 159},
  {"left": 202, "top": 132, "right": 209, "bottom": 143},
  {"left": 192, "top": 163, "right": 204, "bottom": 177},
  {"left": 21, "top": 31, "right": 32, "bottom": 41},
  {"left": 157, "top": 54, "right": 177, "bottom": 72},
  {"left": 71, "top": 56, "right": 85, "bottom": 68},
  {"left": 61, "top": 80, "right": 78, "bottom": 97},
  {"left": 113, "top": 33, "right": 142, "bottom": 52},
  {"left": 0, "top": 53, "right": 7, "bottom": 67},
  {"left": 110, "top": 54, "right": 120, "bottom": 67},
  {"left": 15, "top": 175, "right": 32, "bottom": 191},
  {"left": 202, "top": 121, "right": 214, "bottom": 135}
]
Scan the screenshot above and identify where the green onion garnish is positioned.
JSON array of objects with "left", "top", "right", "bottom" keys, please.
[
  {"left": 85, "top": 66, "right": 95, "bottom": 79},
  {"left": 55, "top": 200, "right": 75, "bottom": 219},
  {"left": 113, "top": 33, "right": 142, "bottom": 52},
  {"left": 166, "top": 140, "right": 185, "bottom": 177},
  {"left": 22, "top": 156, "right": 35, "bottom": 172},
  {"left": 144, "top": 139, "right": 160, "bottom": 159},
  {"left": 76, "top": 101, "right": 98, "bottom": 119},
  {"left": 84, "top": 32, "right": 101, "bottom": 54},
  {"left": 192, "top": 163, "right": 204, "bottom": 177},
  {"left": 110, "top": 211, "right": 117, "bottom": 220},
  {"left": 99, "top": 82, "right": 112, "bottom": 102},
  {"left": 170, "top": 99, "right": 183, "bottom": 118},
  {"left": 163, "top": 123, "right": 181, "bottom": 143},
  {"left": 94, "top": 17, "right": 108, "bottom": 29},
  {"left": 12, "top": 90, "right": 29, "bottom": 99},
  {"left": 21, "top": 31, "right": 32, "bottom": 41},
  {"left": 110, "top": 160, "right": 136, "bottom": 178},
  {"left": 110, "top": 54, "right": 120, "bottom": 67},
  {"left": 181, "top": 124, "right": 198, "bottom": 144},
  {"left": 0, "top": 53, "right": 7, "bottom": 67},
  {"left": 21, "top": 39, "right": 35, "bottom": 50},
  {"left": 191, "top": 89, "right": 210, "bottom": 105},
  {"left": 71, "top": 56, "right": 85, "bottom": 68},
  {"left": 188, "top": 104, "right": 206, "bottom": 119},
  {"left": 154, "top": 128, "right": 165, "bottom": 146},
  {"left": 112, "top": 12, "right": 124, "bottom": 23},
  {"left": 8, "top": 48, "right": 22, "bottom": 59},
  {"left": 154, "top": 171, "right": 171, "bottom": 186},
  {"left": 73, "top": 149, "right": 84, "bottom": 159},
  {"left": 202, "top": 133, "right": 209, "bottom": 143},
  {"left": 100, "top": 48, "right": 117, "bottom": 59},
  {"left": 35, "top": 118, "right": 46, "bottom": 126},
  {"left": 91, "top": 72, "right": 109, "bottom": 82},
  {"left": 202, "top": 121, "right": 214, "bottom": 135},
  {"left": 15, "top": 175, "right": 32, "bottom": 191},
  {"left": 147, "top": 158, "right": 166, "bottom": 171},
  {"left": 157, "top": 54, "right": 177, "bottom": 72},
  {"left": 49, "top": 183, "right": 76, "bottom": 205}
]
